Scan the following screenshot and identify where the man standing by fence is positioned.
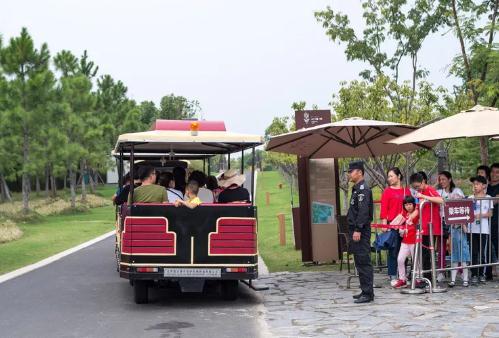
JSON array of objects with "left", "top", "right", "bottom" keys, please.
[{"left": 347, "top": 160, "right": 374, "bottom": 304}]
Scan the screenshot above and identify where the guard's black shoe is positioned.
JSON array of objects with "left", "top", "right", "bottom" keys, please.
[
  {"left": 352, "top": 292, "right": 363, "bottom": 299},
  {"left": 354, "top": 294, "right": 374, "bottom": 304}
]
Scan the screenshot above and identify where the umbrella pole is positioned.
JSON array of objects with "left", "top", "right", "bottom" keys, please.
[
  {"left": 334, "top": 158, "right": 341, "bottom": 217},
  {"left": 405, "top": 153, "right": 410, "bottom": 186}
]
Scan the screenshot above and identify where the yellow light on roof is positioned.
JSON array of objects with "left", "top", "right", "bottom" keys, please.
[{"left": 190, "top": 121, "right": 199, "bottom": 136}]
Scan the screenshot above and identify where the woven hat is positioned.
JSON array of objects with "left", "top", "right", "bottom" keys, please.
[{"left": 217, "top": 169, "right": 246, "bottom": 188}]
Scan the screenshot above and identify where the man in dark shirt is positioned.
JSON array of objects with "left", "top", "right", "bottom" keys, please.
[
  {"left": 485, "top": 163, "right": 499, "bottom": 280},
  {"left": 112, "top": 173, "right": 130, "bottom": 205},
  {"left": 115, "top": 172, "right": 141, "bottom": 205},
  {"left": 346, "top": 160, "right": 374, "bottom": 304}
]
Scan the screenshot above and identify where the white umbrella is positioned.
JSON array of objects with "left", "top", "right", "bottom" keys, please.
[
  {"left": 388, "top": 105, "right": 499, "bottom": 145},
  {"left": 266, "top": 117, "right": 436, "bottom": 158}
]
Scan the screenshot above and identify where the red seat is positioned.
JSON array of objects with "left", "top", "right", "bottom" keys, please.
[
  {"left": 208, "top": 218, "right": 257, "bottom": 255},
  {"left": 122, "top": 217, "right": 176, "bottom": 255}
]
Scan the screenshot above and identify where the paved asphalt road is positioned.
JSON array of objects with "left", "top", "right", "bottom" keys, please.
[{"left": 0, "top": 236, "right": 268, "bottom": 338}]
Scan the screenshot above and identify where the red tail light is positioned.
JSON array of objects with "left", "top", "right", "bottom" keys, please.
[
  {"left": 226, "top": 267, "right": 247, "bottom": 273},
  {"left": 136, "top": 267, "right": 159, "bottom": 273}
]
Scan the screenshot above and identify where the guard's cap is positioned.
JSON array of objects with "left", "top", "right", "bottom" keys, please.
[
  {"left": 348, "top": 160, "right": 364, "bottom": 172},
  {"left": 470, "top": 175, "right": 487, "bottom": 185}
]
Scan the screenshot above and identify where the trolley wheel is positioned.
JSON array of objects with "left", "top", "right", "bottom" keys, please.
[
  {"left": 221, "top": 280, "right": 239, "bottom": 301},
  {"left": 134, "top": 280, "right": 149, "bottom": 304}
]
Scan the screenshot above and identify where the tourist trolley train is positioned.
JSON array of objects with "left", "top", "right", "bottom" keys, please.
[{"left": 113, "top": 120, "right": 264, "bottom": 303}]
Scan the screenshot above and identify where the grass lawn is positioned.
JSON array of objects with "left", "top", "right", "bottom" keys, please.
[
  {"left": 0, "top": 185, "right": 116, "bottom": 275},
  {"left": 256, "top": 171, "right": 387, "bottom": 273},
  {"left": 256, "top": 171, "right": 337, "bottom": 272}
]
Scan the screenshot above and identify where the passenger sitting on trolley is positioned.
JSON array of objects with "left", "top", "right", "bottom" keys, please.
[
  {"left": 115, "top": 169, "right": 142, "bottom": 205},
  {"left": 128, "top": 166, "right": 168, "bottom": 204},
  {"left": 157, "top": 172, "right": 184, "bottom": 202},
  {"left": 206, "top": 175, "right": 222, "bottom": 202},
  {"left": 187, "top": 170, "right": 214, "bottom": 203},
  {"left": 175, "top": 180, "right": 202, "bottom": 209},
  {"left": 217, "top": 169, "right": 250, "bottom": 203}
]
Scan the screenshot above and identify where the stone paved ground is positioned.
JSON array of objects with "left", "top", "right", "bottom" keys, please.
[{"left": 259, "top": 271, "right": 499, "bottom": 337}]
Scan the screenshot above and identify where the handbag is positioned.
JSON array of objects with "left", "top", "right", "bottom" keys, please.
[
  {"left": 373, "top": 230, "right": 398, "bottom": 251},
  {"left": 390, "top": 214, "right": 405, "bottom": 226}
]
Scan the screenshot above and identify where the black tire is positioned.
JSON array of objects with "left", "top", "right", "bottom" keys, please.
[
  {"left": 134, "top": 281, "right": 149, "bottom": 304},
  {"left": 221, "top": 280, "right": 239, "bottom": 301}
]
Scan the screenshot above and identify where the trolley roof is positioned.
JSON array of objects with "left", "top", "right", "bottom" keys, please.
[
  {"left": 114, "top": 120, "right": 263, "bottom": 155},
  {"left": 111, "top": 152, "right": 219, "bottom": 160}
]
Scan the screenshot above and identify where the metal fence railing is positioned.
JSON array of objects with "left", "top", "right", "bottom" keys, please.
[
  {"left": 402, "top": 196, "right": 499, "bottom": 294},
  {"left": 346, "top": 196, "right": 499, "bottom": 294}
]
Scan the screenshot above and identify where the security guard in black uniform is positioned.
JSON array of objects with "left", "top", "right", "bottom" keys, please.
[{"left": 347, "top": 160, "right": 374, "bottom": 304}]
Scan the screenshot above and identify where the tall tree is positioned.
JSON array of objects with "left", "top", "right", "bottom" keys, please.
[
  {"left": 0, "top": 31, "right": 205, "bottom": 209},
  {"left": 54, "top": 49, "right": 101, "bottom": 204},
  {"left": 75, "top": 50, "right": 99, "bottom": 196},
  {"left": 0, "top": 28, "right": 54, "bottom": 213},
  {"left": 315, "top": 2, "right": 447, "bottom": 183},
  {"left": 445, "top": 0, "right": 499, "bottom": 164},
  {"left": 331, "top": 76, "right": 446, "bottom": 187},
  {"left": 0, "top": 59, "right": 17, "bottom": 202},
  {"left": 315, "top": 0, "right": 446, "bottom": 91},
  {"left": 122, "top": 106, "right": 146, "bottom": 133},
  {"left": 47, "top": 49, "right": 80, "bottom": 197},
  {"left": 158, "top": 94, "right": 200, "bottom": 120},
  {"left": 139, "top": 100, "right": 158, "bottom": 127},
  {"left": 96, "top": 74, "right": 129, "bottom": 146}
]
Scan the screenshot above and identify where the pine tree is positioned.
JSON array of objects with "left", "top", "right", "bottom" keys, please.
[{"left": 0, "top": 28, "right": 55, "bottom": 213}]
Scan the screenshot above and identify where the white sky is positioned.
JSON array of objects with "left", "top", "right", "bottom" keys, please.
[{"left": 1, "top": 0, "right": 461, "bottom": 135}]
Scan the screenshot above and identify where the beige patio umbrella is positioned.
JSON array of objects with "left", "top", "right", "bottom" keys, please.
[
  {"left": 388, "top": 105, "right": 499, "bottom": 145},
  {"left": 266, "top": 117, "right": 437, "bottom": 158}
]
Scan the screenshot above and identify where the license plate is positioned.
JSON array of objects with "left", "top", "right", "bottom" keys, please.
[{"left": 163, "top": 268, "right": 221, "bottom": 278}]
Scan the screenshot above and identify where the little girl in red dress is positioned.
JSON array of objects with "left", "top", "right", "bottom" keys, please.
[{"left": 393, "top": 196, "right": 419, "bottom": 288}]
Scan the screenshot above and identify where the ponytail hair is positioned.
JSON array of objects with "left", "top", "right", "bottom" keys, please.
[{"left": 388, "top": 167, "right": 403, "bottom": 181}]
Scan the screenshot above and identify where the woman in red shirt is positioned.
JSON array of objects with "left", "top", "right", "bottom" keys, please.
[
  {"left": 380, "top": 167, "right": 411, "bottom": 281},
  {"left": 409, "top": 172, "right": 444, "bottom": 279}
]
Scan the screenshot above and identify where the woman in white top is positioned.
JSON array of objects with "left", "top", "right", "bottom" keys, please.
[
  {"left": 437, "top": 171, "right": 465, "bottom": 281},
  {"left": 158, "top": 172, "right": 184, "bottom": 202},
  {"left": 438, "top": 171, "right": 467, "bottom": 285},
  {"left": 437, "top": 171, "right": 465, "bottom": 202}
]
